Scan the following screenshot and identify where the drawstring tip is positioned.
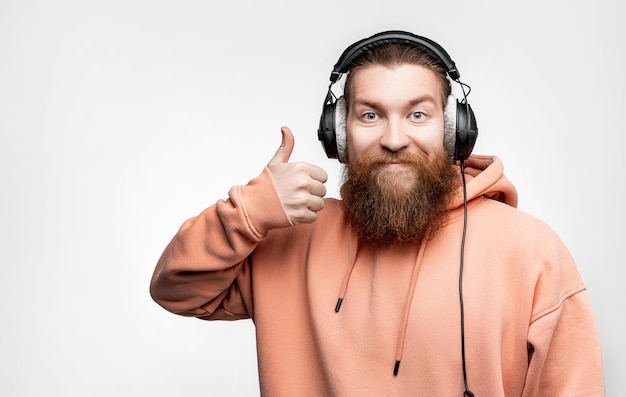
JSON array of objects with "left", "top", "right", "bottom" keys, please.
[
  {"left": 335, "top": 298, "right": 343, "bottom": 312},
  {"left": 393, "top": 360, "right": 401, "bottom": 376}
]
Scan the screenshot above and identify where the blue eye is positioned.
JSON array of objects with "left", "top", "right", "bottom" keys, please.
[
  {"left": 363, "top": 112, "right": 378, "bottom": 121},
  {"left": 412, "top": 112, "right": 425, "bottom": 120}
]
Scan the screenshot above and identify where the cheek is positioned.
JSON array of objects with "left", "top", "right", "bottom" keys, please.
[
  {"left": 346, "top": 137, "right": 364, "bottom": 161},
  {"left": 421, "top": 135, "right": 444, "bottom": 154},
  {"left": 346, "top": 126, "right": 376, "bottom": 158},
  {"left": 414, "top": 124, "right": 445, "bottom": 154}
]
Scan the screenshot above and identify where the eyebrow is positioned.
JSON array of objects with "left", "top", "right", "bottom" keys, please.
[{"left": 352, "top": 94, "right": 439, "bottom": 110}]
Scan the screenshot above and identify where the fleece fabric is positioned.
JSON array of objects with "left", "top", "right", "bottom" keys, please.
[{"left": 150, "top": 155, "right": 604, "bottom": 396}]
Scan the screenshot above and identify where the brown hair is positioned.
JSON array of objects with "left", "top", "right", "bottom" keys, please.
[{"left": 343, "top": 43, "right": 452, "bottom": 109}]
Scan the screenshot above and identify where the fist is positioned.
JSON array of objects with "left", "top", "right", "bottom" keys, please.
[{"left": 267, "top": 126, "right": 328, "bottom": 224}]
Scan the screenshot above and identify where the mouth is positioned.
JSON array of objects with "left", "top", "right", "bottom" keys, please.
[{"left": 379, "top": 162, "right": 410, "bottom": 170}]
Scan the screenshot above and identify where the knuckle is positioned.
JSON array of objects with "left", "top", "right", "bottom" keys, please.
[
  {"left": 291, "top": 162, "right": 307, "bottom": 173},
  {"left": 293, "top": 191, "right": 310, "bottom": 207},
  {"left": 292, "top": 209, "right": 315, "bottom": 224}
]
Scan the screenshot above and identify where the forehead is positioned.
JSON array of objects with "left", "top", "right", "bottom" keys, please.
[{"left": 349, "top": 63, "right": 444, "bottom": 107}]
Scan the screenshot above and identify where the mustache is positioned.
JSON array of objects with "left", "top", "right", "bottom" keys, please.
[{"left": 353, "top": 151, "right": 429, "bottom": 167}]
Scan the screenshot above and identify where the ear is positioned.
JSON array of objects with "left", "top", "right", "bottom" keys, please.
[
  {"left": 444, "top": 95, "right": 457, "bottom": 163},
  {"left": 335, "top": 96, "right": 348, "bottom": 163}
]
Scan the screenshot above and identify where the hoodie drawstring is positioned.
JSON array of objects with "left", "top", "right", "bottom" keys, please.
[
  {"left": 335, "top": 238, "right": 359, "bottom": 313},
  {"left": 394, "top": 240, "right": 427, "bottom": 376},
  {"left": 334, "top": 238, "right": 428, "bottom": 376}
]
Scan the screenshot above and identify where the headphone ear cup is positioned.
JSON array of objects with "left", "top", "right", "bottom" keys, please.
[
  {"left": 334, "top": 96, "right": 347, "bottom": 163},
  {"left": 318, "top": 100, "right": 339, "bottom": 159},
  {"left": 455, "top": 100, "right": 478, "bottom": 161},
  {"left": 444, "top": 95, "right": 458, "bottom": 163},
  {"left": 317, "top": 96, "right": 348, "bottom": 162}
]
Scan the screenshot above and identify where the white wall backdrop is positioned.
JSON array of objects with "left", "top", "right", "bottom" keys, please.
[{"left": 1, "top": 0, "right": 624, "bottom": 395}]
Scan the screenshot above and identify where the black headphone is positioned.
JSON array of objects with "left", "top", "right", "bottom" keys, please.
[{"left": 317, "top": 30, "right": 478, "bottom": 163}]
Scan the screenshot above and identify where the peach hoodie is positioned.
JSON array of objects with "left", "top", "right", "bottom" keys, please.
[{"left": 150, "top": 155, "right": 604, "bottom": 396}]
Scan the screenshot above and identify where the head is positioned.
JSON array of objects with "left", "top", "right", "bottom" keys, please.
[
  {"left": 343, "top": 43, "right": 452, "bottom": 164},
  {"left": 339, "top": 43, "right": 460, "bottom": 247},
  {"left": 343, "top": 43, "right": 451, "bottom": 114}
]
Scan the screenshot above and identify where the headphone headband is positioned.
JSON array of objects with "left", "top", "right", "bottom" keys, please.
[
  {"left": 329, "top": 30, "right": 461, "bottom": 83},
  {"left": 318, "top": 30, "right": 477, "bottom": 163}
]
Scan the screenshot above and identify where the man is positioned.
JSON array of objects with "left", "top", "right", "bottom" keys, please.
[{"left": 150, "top": 31, "right": 604, "bottom": 396}]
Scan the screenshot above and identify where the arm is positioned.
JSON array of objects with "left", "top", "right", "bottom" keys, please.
[
  {"left": 523, "top": 237, "right": 605, "bottom": 396},
  {"left": 524, "top": 290, "right": 604, "bottom": 396},
  {"left": 150, "top": 127, "right": 328, "bottom": 320},
  {"left": 149, "top": 167, "right": 292, "bottom": 319}
]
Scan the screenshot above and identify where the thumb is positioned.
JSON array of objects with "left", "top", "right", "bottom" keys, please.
[{"left": 269, "top": 126, "right": 295, "bottom": 165}]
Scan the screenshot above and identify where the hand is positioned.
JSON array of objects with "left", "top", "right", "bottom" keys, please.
[{"left": 267, "top": 126, "right": 328, "bottom": 224}]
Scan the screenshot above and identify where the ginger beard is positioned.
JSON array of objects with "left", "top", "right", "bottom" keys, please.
[{"left": 341, "top": 149, "right": 459, "bottom": 247}]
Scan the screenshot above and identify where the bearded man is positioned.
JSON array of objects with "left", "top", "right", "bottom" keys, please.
[{"left": 150, "top": 31, "right": 604, "bottom": 396}]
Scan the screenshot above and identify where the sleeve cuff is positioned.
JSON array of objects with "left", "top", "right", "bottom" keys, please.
[{"left": 230, "top": 167, "right": 293, "bottom": 237}]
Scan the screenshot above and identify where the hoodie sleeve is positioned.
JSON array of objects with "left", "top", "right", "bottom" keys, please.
[
  {"left": 149, "top": 167, "right": 292, "bottom": 320},
  {"left": 522, "top": 237, "right": 605, "bottom": 396}
]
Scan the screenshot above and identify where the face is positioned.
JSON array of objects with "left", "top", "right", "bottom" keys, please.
[
  {"left": 340, "top": 63, "right": 458, "bottom": 247},
  {"left": 346, "top": 63, "right": 446, "bottom": 166}
]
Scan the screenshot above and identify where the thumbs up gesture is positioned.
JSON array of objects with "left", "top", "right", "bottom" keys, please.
[{"left": 267, "top": 126, "right": 328, "bottom": 225}]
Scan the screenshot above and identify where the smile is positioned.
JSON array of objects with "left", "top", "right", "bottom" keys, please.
[{"left": 380, "top": 162, "right": 410, "bottom": 170}]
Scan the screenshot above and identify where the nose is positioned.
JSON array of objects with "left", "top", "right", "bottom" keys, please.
[{"left": 379, "top": 119, "right": 410, "bottom": 153}]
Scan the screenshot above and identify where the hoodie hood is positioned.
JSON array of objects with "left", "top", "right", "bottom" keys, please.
[{"left": 449, "top": 155, "right": 518, "bottom": 210}]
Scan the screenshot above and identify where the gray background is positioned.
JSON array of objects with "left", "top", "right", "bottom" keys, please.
[{"left": 1, "top": 0, "right": 624, "bottom": 395}]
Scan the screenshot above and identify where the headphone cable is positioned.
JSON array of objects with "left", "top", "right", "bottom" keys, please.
[{"left": 459, "top": 160, "right": 474, "bottom": 397}]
